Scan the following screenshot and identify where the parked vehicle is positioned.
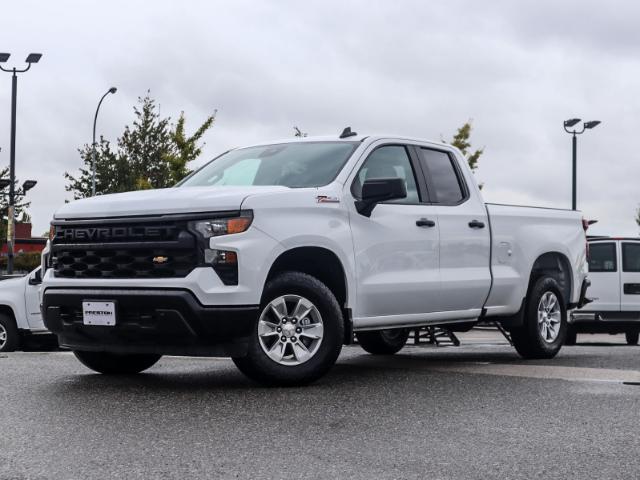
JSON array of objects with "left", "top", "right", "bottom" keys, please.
[
  {"left": 41, "top": 131, "right": 590, "bottom": 385},
  {"left": 568, "top": 237, "right": 640, "bottom": 345},
  {"left": 0, "top": 267, "right": 56, "bottom": 352}
]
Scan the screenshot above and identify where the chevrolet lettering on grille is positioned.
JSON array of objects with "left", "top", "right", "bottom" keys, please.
[{"left": 56, "top": 226, "right": 176, "bottom": 242}]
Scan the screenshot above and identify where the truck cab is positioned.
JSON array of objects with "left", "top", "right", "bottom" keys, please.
[{"left": 569, "top": 237, "right": 640, "bottom": 345}]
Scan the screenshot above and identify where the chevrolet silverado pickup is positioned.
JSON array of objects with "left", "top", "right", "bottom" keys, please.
[{"left": 42, "top": 130, "right": 590, "bottom": 385}]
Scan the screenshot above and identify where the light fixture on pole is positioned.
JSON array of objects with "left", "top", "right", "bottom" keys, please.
[
  {"left": 92, "top": 87, "right": 117, "bottom": 196},
  {"left": 0, "top": 52, "right": 42, "bottom": 274},
  {"left": 563, "top": 118, "right": 602, "bottom": 211},
  {"left": 21, "top": 180, "right": 37, "bottom": 193}
]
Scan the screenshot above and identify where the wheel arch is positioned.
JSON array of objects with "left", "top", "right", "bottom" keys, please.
[
  {"left": 264, "top": 246, "right": 349, "bottom": 307},
  {"left": 0, "top": 304, "right": 18, "bottom": 325},
  {"left": 263, "top": 246, "right": 352, "bottom": 343},
  {"left": 529, "top": 251, "right": 573, "bottom": 306}
]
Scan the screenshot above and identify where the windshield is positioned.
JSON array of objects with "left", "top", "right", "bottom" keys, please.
[{"left": 179, "top": 142, "right": 357, "bottom": 188}]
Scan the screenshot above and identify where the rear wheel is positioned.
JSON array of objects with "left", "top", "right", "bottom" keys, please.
[
  {"left": 512, "top": 276, "right": 567, "bottom": 359},
  {"left": 0, "top": 313, "right": 19, "bottom": 353},
  {"left": 73, "top": 351, "right": 162, "bottom": 374},
  {"left": 357, "top": 329, "right": 410, "bottom": 355},
  {"left": 232, "top": 271, "right": 344, "bottom": 386},
  {"left": 625, "top": 330, "right": 639, "bottom": 346}
]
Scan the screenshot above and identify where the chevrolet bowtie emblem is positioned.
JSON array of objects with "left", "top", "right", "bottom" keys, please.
[{"left": 152, "top": 256, "right": 169, "bottom": 264}]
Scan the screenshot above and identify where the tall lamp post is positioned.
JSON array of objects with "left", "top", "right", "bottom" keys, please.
[
  {"left": 0, "top": 52, "right": 42, "bottom": 274},
  {"left": 563, "top": 118, "right": 601, "bottom": 211},
  {"left": 92, "top": 87, "right": 117, "bottom": 196}
]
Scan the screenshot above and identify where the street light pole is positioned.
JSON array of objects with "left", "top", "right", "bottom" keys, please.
[
  {"left": 92, "top": 87, "right": 117, "bottom": 196},
  {"left": 7, "top": 69, "right": 17, "bottom": 274},
  {"left": 0, "top": 53, "right": 42, "bottom": 274},
  {"left": 572, "top": 132, "right": 577, "bottom": 211},
  {"left": 563, "top": 118, "right": 601, "bottom": 211}
]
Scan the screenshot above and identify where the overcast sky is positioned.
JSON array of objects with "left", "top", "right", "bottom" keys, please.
[{"left": 1, "top": 0, "right": 638, "bottom": 236}]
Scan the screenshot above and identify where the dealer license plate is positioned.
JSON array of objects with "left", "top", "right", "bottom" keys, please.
[{"left": 82, "top": 301, "right": 116, "bottom": 326}]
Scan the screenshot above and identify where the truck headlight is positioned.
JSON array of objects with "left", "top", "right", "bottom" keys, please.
[{"left": 191, "top": 211, "right": 253, "bottom": 238}]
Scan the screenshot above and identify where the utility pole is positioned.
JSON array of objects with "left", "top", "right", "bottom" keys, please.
[
  {"left": 0, "top": 53, "right": 42, "bottom": 273},
  {"left": 92, "top": 87, "right": 117, "bottom": 196}
]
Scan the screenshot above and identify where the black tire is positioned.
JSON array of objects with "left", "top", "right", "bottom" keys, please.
[
  {"left": 565, "top": 326, "right": 577, "bottom": 346},
  {"left": 232, "top": 271, "right": 344, "bottom": 386},
  {"left": 357, "top": 329, "right": 410, "bottom": 355},
  {"left": 511, "top": 276, "right": 567, "bottom": 359},
  {"left": 0, "top": 313, "right": 19, "bottom": 353},
  {"left": 625, "top": 331, "right": 639, "bottom": 346},
  {"left": 73, "top": 350, "right": 162, "bottom": 374}
]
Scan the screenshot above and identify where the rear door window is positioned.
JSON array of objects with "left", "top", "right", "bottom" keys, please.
[
  {"left": 417, "top": 148, "right": 466, "bottom": 204},
  {"left": 622, "top": 243, "right": 640, "bottom": 272},
  {"left": 588, "top": 243, "right": 617, "bottom": 272}
]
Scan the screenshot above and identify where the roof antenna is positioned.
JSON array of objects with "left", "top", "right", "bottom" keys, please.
[{"left": 339, "top": 126, "right": 357, "bottom": 138}]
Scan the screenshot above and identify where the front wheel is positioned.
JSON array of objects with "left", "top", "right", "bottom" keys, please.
[
  {"left": 73, "top": 351, "right": 162, "bottom": 374},
  {"left": 232, "top": 271, "right": 344, "bottom": 386},
  {"left": 625, "top": 331, "right": 639, "bottom": 346},
  {"left": 357, "top": 329, "right": 410, "bottom": 355},
  {"left": 0, "top": 313, "right": 19, "bottom": 353},
  {"left": 511, "top": 276, "right": 567, "bottom": 359}
]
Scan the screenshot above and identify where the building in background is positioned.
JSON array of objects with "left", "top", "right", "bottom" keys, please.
[{"left": 1, "top": 223, "right": 46, "bottom": 255}]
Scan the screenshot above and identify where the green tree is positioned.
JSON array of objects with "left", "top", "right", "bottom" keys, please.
[
  {"left": 166, "top": 109, "right": 217, "bottom": 183},
  {"left": 65, "top": 93, "right": 216, "bottom": 199},
  {"left": 447, "top": 121, "right": 484, "bottom": 173}
]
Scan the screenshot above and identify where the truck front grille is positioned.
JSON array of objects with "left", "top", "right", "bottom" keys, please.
[
  {"left": 50, "top": 216, "right": 203, "bottom": 279},
  {"left": 52, "top": 247, "right": 198, "bottom": 279}
]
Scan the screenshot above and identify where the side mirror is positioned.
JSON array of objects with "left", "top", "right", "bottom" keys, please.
[
  {"left": 355, "top": 177, "right": 407, "bottom": 217},
  {"left": 28, "top": 269, "right": 42, "bottom": 286}
]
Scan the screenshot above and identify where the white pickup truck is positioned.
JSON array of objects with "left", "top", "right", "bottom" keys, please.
[
  {"left": 41, "top": 131, "right": 590, "bottom": 385},
  {"left": 0, "top": 268, "right": 56, "bottom": 352}
]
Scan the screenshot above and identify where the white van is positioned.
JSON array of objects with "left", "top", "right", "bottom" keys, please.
[{"left": 569, "top": 237, "right": 640, "bottom": 345}]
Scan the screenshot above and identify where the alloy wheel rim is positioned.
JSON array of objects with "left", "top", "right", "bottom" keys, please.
[
  {"left": 538, "top": 291, "right": 561, "bottom": 343},
  {"left": 258, "top": 294, "right": 324, "bottom": 366},
  {"left": 0, "top": 324, "right": 6, "bottom": 350}
]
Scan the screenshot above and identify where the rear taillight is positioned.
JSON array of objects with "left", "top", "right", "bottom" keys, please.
[{"left": 582, "top": 218, "right": 591, "bottom": 261}]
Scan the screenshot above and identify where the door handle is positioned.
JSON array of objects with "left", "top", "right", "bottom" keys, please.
[
  {"left": 416, "top": 218, "right": 436, "bottom": 227},
  {"left": 468, "top": 220, "right": 485, "bottom": 229}
]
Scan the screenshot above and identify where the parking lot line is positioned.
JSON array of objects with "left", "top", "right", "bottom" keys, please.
[{"left": 343, "top": 354, "right": 640, "bottom": 384}]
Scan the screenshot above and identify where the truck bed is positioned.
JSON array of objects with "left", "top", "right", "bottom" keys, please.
[{"left": 483, "top": 203, "right": 586, "bottom": 316}]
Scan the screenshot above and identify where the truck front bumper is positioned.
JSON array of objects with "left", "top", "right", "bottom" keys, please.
[{"left": 42, "top": 288, "right": 258, "bottom": 357}]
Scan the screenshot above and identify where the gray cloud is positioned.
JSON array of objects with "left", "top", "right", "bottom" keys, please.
[{"left": 1, "top": 0, "right": 639, "bottom": 237}]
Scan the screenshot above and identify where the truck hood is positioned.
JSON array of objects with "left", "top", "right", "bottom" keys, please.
[{"left": 54, "top": 186, "right": 290, "bottom": 219}]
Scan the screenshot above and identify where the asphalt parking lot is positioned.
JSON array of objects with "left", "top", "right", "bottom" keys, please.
[{"left": 1, "top": 331, "right": 639, "bottom": 480}]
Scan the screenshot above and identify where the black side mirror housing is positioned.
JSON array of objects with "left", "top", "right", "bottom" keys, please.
[
  {"left": 28, "top": 270, "right": 42, "bottom": 286},
  {"left": 355, "top": 177, "right": 407, "bottom": 217}
]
